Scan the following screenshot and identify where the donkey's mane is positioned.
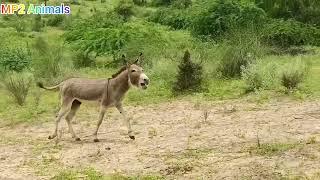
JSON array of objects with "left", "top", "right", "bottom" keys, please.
[{"left": 111, "top": 66, "right": 127, "bottom": 78}]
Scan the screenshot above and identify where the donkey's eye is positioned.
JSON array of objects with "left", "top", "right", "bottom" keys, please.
[{"left": 131, "top": 70, "right": 136, "bottom": 72}]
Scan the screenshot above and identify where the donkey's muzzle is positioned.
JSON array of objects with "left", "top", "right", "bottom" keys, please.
[{"left": 144, "top": 78, "right": 149, "bottom": 85}]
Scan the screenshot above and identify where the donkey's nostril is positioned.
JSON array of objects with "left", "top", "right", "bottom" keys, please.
[{"left": 144, "top": 78, "right": 149, "bottom": 85}]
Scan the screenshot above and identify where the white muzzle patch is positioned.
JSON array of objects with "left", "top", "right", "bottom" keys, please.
[{"left": 139, "top": 73, "right": 149, "bottom": 89}]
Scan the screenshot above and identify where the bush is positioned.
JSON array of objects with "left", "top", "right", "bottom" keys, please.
[
  {"left": 65, "top": 11, "right": 124, "bottom": 42},
  {"left": 241, "top": 60, "right": 278, "bottom": 92},
  {"left": 280, "top": 58, "right": 308, "bottom": 90},
  {"left": 73, "top": 51, "right": 96, "bottom": 68},
  {"left": 65, "top": 13, "right": 170, "bottom": 65},
  {"left": 32, "top": 15, "right": 43, "bottom": 32},
  {"left": 14, "top": 17, "right": 27, "bottom": 33},
  {"left": 0, "top": 48, "right": 31, "bottom": 72},
  {"left": 256, "top": 0, "right": 320, "bottom": 26},
  {"left": 262, "top": 19, "right": 320, "bottom": 48},
  {"left": 217, "top": 29, "right": 265, "bottom": 78},
  {"left": 47, "top": 15, "right": 65, "bottom": 27},
  {"left": 172, "top": 0, "right": 192, "bottom": 8},
  {"left": 192, "top": 0, "right": 266, "bottom": 39},
  {"left": 148, "top": 8, "right": 191, "bottom": 29},
  {"left": 115, "top": 0, "right": 135, "bottom": 21},
  {"left": 133, "top": 0, "right": 146, "bottom": 6},
  {"left": 70, "top": 0, "right": 81, "bottom": 5},
  {"left": 2, "top": 71, "right": 32, "bottom": 106},
  {"left": 152, "top": 0, "right": 172, "bottom": 6},
  {"left": 173, "top": 50, "right": 203, "bottom": 93},
  {"left": 32, "top": 37, "right": 65, "bottom": 79}
]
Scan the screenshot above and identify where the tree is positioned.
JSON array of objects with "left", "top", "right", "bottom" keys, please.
[{"left": 173, "top": 50, "right": 204, "bottom": 94}]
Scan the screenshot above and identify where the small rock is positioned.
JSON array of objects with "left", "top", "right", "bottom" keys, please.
[{"left": 294, "top": 115, "right": 303, "bottom": 119}]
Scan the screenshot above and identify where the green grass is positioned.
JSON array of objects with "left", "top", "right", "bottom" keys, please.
[{"left": 248, "top": 142, "right": 300, "bottom": 156}]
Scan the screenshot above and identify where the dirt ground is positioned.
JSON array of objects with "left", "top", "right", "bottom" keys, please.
[{"left": 1, "top": 99, "right": 320, "bottom": 179}]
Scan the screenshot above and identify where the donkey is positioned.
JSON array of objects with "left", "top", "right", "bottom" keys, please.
[{"left": 37, "top": 54, "right": 149, "bottom": 142}]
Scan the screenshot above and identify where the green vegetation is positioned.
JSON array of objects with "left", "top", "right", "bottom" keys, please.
[
  {"left": 280, "top": 58, "right": 309, "bottom": 91},
  {"left": 248, "top": 142, "right": 300, "bottom": 156},
  {"left": 2, "top": 71, "right": 33, "bottom": 106},
  {"left": 173, "top": 50, "right": 204, "bottom": 94},
  {"left": 0, "top": 0, "right": 320, "bottom": 125}
]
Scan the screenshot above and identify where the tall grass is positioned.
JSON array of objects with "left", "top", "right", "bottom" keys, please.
[
  {"left": 2, "top": 72, "right": 33, "bottom": 106},
  {"left": 32, "top": 37, "right": 71, "bottom": 83},
  {"left": 217, "top": 29, "right": 267, "bottom": 78},
  {"left": 242, "top": 60, "right": 278, "bottom": 92},
  {"left": 280, "top": 58, "right": 309, "bottom": 91}
]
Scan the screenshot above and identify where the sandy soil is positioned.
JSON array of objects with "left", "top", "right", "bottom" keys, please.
[{"left": 0, "top": 99, "right": 320, "bottom": 179}]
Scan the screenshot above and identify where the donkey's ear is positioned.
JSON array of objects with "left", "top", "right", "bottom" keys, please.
[
  {"left": 121, "top": 54, "right": 127, "bottom": 66},
  {"left": 133, "top": 52, "right": 143, "bottom": 64},
  {"left": 126, "top": 62, "right": 130, "bottom": 68}
]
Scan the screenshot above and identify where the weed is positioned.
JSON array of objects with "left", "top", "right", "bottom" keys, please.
[
  {"left": 2, "top": 71, "right": 33, "bottom": 106},
  {"left": 248, "top": 142, "right": 299, "bottom": 156},
  {"left": 280, "top": 58, "right": 309, "bottom": 91}
]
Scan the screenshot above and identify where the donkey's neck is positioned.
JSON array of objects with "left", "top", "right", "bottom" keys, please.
[{"left": 110, "top": 69, "right": 130, "bottom": 97}]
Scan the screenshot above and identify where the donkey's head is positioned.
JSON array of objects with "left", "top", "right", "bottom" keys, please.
[{"left": 127, "top": 53, "right": 150, "bottom": 90}]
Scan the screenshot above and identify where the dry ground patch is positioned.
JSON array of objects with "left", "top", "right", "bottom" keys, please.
[{"left": 1, "top": 100, "right": 320, "bottom": 179}]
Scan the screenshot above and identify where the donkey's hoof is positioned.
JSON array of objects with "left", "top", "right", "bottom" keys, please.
[
  {"left": 48, "top": 135, "right": 55, "bottom": 139},
  {"left": 93, "top": 138, "right": 100, "bottom": 142},
  {"left": 75, "top": 137, "right": 81, "bottom": 141},
  {"left": 129, "top": 135, "right": 135, "bottom": 140}
]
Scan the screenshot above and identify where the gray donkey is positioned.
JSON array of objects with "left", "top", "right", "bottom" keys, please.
[{"left": 37, "top": 54, "right": 149, "bottom": 142}]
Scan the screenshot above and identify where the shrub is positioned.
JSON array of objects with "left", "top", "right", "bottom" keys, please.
[
  {"left": 32, "top": 15, "right": 43, "bottom": 32},
  {"left": 14, "top": 17, "right": 27, "bottom": 33},
  {"left": 172, "top": 0, "right": 192, "bottom": 8},
  {"left": 2, "top": 71, "right": 32, "bottom": 106},
  {"left": 70, "top": 0, "right": 81, "bottom": 5},
  {"left": 173, "top": 50, "right": 203, "bottom": 94},
  {"left": 65, "top": 11, "right": 124, "bottom": 42},
  {"left": 280, "top": 58, "right": 308, "bottom": 90},
  {"left": 192, "top": 0, "right": 266, "bottom": 39},
  {"left": 217, "top": 29, "right": 265, "bottom": 78},
  {"left": 115, "top": 0, "right": 135, "bottom": 21},
  {"left": 32, "top": 37, "right": 65, "bottom": 79},
  {"left": 152, "top": 0, "right": 172, "bottom": 6},
  {"left": 65, "top": 14, "right": 169, "bottom": 65},
  {"left": 241, "top": 60, "right": 278, "bottom": 92},
  {"left": 262, "top": 19, "right": 320, "bottom": 48},
  {"left": 133, "top": 0, "right": 147, "bottom": 6},
  {"left": 256, "top": 0, "right": 320, "bottom": 26},
  {"left": 73, "top": 51, "right": 96, "bottom": 68},
  {"left": 148, "top": 8, "right": 191, "bottom": 29},
  {"left": 0, "top": 48, "right": 31, "bottom": 72},
  {"left": 7, "top": 0, "right": 19, "bottom": 3},
  {"left": 47, "top": 15, "right": 65, "bottom": 27}
]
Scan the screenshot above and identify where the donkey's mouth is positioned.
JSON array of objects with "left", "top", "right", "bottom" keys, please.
[{"left": 140, "top": 83, "right": 148, "bottom": 89}]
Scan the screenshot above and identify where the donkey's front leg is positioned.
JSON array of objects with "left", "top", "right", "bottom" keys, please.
[
  {"left": 116, "top": 103, "right": 135, "bottom": 140},
  {"left": 93, "top": 106, "right": 107, "bottom": 142}
]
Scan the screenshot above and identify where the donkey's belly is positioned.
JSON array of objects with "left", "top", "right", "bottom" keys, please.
[
  {"left": 72, "top": 89, "right": 104, "bottom": 101},
  {"left": 66, "top": 81, "right": 106, "bottom": 101}
]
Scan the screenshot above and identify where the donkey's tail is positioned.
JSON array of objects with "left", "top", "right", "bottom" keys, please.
[{"left": 37, "top": 82, "right": 61, "bottom": 91}]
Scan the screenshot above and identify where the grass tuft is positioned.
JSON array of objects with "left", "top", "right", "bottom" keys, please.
[{"left": 248, "top": 142, "right": 299, "bottom": 156}]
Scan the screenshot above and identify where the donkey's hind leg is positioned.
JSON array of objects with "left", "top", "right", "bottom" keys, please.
[
  {"left": 49, "top": 97, "right": 73, "bottom": 140},
  {"left": 65, "top": 100, "right": 82, "bottom": 141}
]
